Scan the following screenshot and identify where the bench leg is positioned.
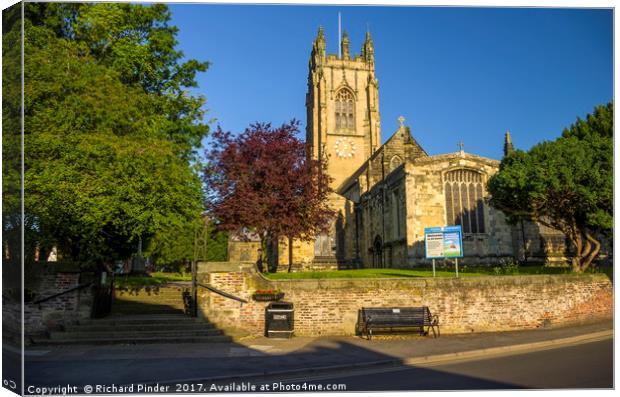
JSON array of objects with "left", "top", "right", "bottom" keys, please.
[{"left": 368, "top": 328, "right": 372, "bottom": 341}]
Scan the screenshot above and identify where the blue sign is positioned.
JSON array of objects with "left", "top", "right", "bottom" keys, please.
[{"left": 424, "top": 226, "right": 464, "bottom": 259}]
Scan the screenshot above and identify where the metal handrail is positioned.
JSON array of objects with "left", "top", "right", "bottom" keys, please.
[
  {"left": 197, "top": 282, "right": 248, "bottom": 304},
  {"left": 32, "top": 281, "right": 94, "bottom": 304}
]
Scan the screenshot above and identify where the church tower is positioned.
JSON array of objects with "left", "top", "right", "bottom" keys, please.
[{"left": 306, "top": 27, "right": 381, "bottom": 189}]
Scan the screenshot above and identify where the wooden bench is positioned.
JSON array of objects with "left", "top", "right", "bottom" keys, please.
[{"left": 357, "top": 306, "right": 440, "bottom": 340}]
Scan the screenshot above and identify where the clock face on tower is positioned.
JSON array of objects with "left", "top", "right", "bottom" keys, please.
[{"left": 334, "top": 138, "right": 357, "bottom": 159}]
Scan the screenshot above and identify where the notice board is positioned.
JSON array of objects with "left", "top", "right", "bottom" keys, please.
[{"left": 424, "top": 226, "right": 464, "bottom": 259}]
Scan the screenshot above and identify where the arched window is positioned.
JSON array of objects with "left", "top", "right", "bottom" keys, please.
[
  {"left": 335, "top": 89, "right": 355, "bottom": 130},
  {"left": 390, "top": 155, "right": 402, "bottom": 172},
  {"left": 444, "top": 169, "right": 486, "bottom": 234},
  {"left": 373, "top": 235, "right": 383, "bottom": 268}
]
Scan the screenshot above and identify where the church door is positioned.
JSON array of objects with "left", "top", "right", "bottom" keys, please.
[{"left": 373, "top": 235, "right": 383, "bottom": 268}]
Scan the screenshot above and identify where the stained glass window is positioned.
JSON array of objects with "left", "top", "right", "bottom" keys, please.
[
  {"left": 444, "top": 169, "right": 486, "bottom": 233},
  {"left": 335, "top": 89, "right": 355, "bottom": 130}
]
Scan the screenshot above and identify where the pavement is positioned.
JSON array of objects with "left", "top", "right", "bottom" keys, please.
[{"left": 19, "top": 319, "right": 613, "bottom": 387}]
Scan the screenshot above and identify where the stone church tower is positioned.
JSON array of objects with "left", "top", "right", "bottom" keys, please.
[
  {"left": 306, "top": 27, "right": 381, "bottom": 187},
  {"left": 305, "top": 27, "right": 381, "bottom": 261}
]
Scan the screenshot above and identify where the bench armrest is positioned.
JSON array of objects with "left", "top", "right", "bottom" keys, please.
[{"left": 431, "top": 314, "right": 439, "bottom": 325}]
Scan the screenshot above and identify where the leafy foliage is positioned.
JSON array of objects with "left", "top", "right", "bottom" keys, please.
[
  {"left": 203, "top": 121, "right": 334, "bottom": 269},
  {"left": 2, "top": 4, "right": 23, "bottom": 268},
  {"left": 3, "top": 3, "right": 210, "bottom": 267},
  {"left": 488, "top": 102, "right": 613, "bottom": 272},
  {"left": 146, "top": 219, "right": 228, "bottom": 267}
]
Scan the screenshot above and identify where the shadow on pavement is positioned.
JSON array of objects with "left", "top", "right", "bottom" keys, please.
[
  {"left": 24, "top": 338, "right": 525, "bottom": 392},
  {"left": 21, "top": 287, "right": 613, "bottom": 393}
]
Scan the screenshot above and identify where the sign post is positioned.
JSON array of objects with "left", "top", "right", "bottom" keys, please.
[{"left": 424, "top": 226, "right": 464, "bottom": 277}]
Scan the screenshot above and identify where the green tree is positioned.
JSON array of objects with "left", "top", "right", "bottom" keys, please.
[
  {"left": 146, "top": 219, "right": 228, "bottom": 269},
  {"left": 25, "top": 2, "right": 208, "bottom": 159},
  {"left": 487, "top": 103, "right": 613, "bottom": 273},
  {"left": 6, "top": 3, "right": 210, "bottom": 268}
]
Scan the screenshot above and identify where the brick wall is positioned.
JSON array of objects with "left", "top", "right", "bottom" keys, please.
[
  {"left": 197, "top": 262, "right": 612, "bottom": 336},
  {"left": 16, "top": 271, "right": 93, "bottom": 336}
]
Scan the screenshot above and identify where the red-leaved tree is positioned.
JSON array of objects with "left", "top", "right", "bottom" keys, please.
[{"left": 203, "top": 121, "right": 334, "bottom": 272}]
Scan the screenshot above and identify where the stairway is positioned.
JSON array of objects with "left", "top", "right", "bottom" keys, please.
[{"left": 31, "top": 282, "right": 232, "bottom": 345}]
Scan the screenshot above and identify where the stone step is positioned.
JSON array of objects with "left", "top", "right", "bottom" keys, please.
[
  {"left": 78, "top": 314, "right": 200, "bottom": 325},
  {"left": 32, "top": 334, "right": 232, "bottom": 345},
  {"left": 50, "top": 328, "right": 224, "bottom": 340},
  {"left": 64, "top": 322, "right": 214, "bottom": 332},
  {"left": 111, "top": 309, "right": 186, "bottom": 316},
  {"left": 112, "top": 304, "right": 185, "bottom": 310},
  {"left": 112, "top": 305, "right": 186, "bottom": 311},
  {"left": 114, "top": 289, "right": 189, "bottom": 294},
  {"left": 115, "top": 284, "right": 190, "bottom": 290},
  {"left": 114, "top": 296, "right": 185, "bottom": 301},
  {"left": 114, "top": 294, "right": 188, "bottom": 300},
  {"left": 114, "top": 301, "right": 186, "bottom": 306},
  {"left": 111, "top": 305, "right": 185, "bottom": 311},
  {"left": 113, "top": 296, "right": 186, "bottom": 302},
  {"left": 113, "top": 300, "right": 186, "bottom": 305},
  {"left": 114, "top": 291, "right": 191, "bottom": 299},
  {"left": 113, "top": 302, "right": 186, "bottom": 309}
]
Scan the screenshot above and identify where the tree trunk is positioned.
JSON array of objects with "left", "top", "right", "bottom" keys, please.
[
  {"left": 567, "top": 228, "right": 601, "bottom": 273},
  {"left": 581, "top": 231, "right": 602, "bottom": 272},
  {"left": 256, "top": 234, "right": 267, "bottom": 273},
  {"left": 287, "top": 236, "right": 293, "bottom": 273},
  {"left": 266, "top": 233, "right": 279, "bottom": 273}
]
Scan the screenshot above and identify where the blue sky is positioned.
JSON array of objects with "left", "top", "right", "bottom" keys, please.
[{"left": 169, "top": 4, "right": 613, "bottom": 160}]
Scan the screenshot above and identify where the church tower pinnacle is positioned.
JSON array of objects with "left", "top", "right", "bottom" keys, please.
[
  {"left": 504, "top": 130, "right": 514, "bottom": 156},
  {"left": 361, "top": 30, "right": 374, "bottom": 66},
  {"left": 310, "top": 26, "right": 326, "bottom": 68},
  {"left": 341, "top": 30, "right": 350, "bottom": 60}
]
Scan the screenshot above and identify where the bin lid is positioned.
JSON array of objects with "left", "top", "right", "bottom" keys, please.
[{"left": 268, "top": 302, "right": 293, "bottom": 310}]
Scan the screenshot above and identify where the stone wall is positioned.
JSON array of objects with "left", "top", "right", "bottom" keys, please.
[
  {"left": 228, "top": 240, "right": 261, "bottom": 263},
  {"left": 19, "top": 268, "right": 94, "bottom": 336},
  {"left": 197, "top": 262, "right": 612, "bottom": 337}
]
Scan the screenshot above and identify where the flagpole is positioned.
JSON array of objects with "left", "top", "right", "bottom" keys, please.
[{"left": 338, "top": 12, "right": 341, "bottom": 58}]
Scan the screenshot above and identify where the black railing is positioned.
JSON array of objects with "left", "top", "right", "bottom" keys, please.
[
  {"left": 197, "top": 282, "right": 248, "bottom": 304},
  {"left": 32, "top": 281, "right": 94, "bottom": 305}
]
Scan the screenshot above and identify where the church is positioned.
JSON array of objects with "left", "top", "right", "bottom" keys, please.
[{"left": 229, "top": 27, "right": 569, "bottom": 269}]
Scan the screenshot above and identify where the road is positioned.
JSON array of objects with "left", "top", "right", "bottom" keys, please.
[{"left": 238, "top": 338, "right": 613, "bottom": 391}]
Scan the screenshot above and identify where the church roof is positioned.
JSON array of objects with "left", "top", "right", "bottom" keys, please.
[
  {"left": 336, "top": 124, "right": 427, "bottom": 195},
  {"left": 411, "top": 151, "right": 500, "bottom": 167}
]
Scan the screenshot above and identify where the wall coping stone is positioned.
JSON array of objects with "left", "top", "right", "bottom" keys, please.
[
  {"left": 266, "top": 273, "right": 610, "bottom": 290},
  {"left": 197, "top": 261, "right": 256, "bottom": 273},
  {"left": 196, "top": 261, "right": 611, "bottom": 290}
]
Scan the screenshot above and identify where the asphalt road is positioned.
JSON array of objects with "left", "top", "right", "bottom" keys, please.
[{"left": 246, "top": 338, "right": 613, "bottom": 391}]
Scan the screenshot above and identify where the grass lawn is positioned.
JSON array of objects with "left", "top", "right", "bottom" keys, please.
[
  {"left": 263, "top": 265, "right": 612, "bottom": 280},
  {"left": 112, "top": 266, "right": 611, "bottom": 285},
  {"left": 114, "top": 271, "right": 192, "bottom": 288}
]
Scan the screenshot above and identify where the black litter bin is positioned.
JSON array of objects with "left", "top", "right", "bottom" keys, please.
[{"left": 265, "top": 302, "right": 294, "bottom": 338}]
